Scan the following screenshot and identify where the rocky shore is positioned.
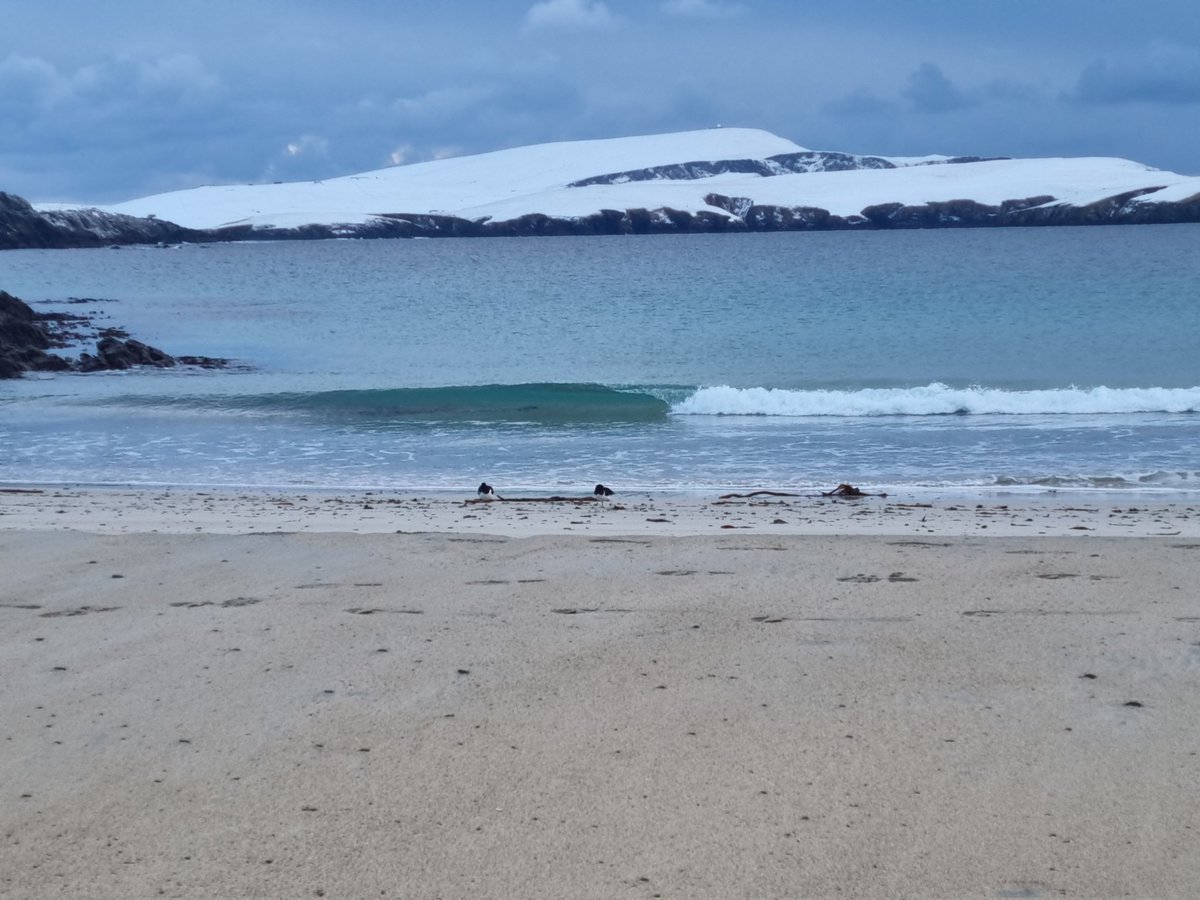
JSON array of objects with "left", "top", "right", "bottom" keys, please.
[
  {"left": 1, "top": 191, "right": 203, "bottom": 250},
  {"left": 0, "top": 289, "right": 225, "bottom": 379}
]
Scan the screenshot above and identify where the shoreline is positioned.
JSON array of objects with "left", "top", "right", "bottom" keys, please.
[{"left": 3, "top": 482, "right": 1199, "bottom": 537}]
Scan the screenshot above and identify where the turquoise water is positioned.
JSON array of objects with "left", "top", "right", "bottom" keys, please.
[{"left": 2, "top": 226, "right": 1199, "bottom": 494}]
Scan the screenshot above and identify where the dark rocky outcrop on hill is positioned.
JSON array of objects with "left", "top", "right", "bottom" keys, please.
[
  {"left": 1, "top": 191, "right": 203, "bottom": 249},
  {"left": 565, "top": 149, "right": 1001, "bottom": 187},
  {"left": 220, "top": 190, "right": 1200, "bottom": 240},
  {"left": 0, "top": 289, "right": 226, "bottom": 379}
]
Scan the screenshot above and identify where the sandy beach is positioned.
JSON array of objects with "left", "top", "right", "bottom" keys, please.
[{"left": 3, "top": 486, "right": 1200, "bottom": 898}]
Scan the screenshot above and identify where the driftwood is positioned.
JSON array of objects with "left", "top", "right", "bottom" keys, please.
[
  {"left": 718, "top": 484, "right": 888, "bottom": 500},
  {"left": 717, "top": 490, "right": 803, "bottom": 499}
]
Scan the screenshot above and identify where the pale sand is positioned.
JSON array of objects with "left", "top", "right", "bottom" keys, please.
[{"left": 3, "top": 487, "right": 1200, "bottom": 898}]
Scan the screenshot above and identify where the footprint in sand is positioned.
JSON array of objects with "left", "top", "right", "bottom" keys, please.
[
  {"left": 836, "top": 572, "right": 918, "bottom": 583},
  {"left": 345, "top": 607, "right": 424, "bottom": 615},
  {"left": 170, "top": 597, "right": 264, "bottom": 608}
]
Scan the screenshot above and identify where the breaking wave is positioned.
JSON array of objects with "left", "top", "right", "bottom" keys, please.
[{"left": 670, "top": 383, "right": 1200, "bottom": 417}]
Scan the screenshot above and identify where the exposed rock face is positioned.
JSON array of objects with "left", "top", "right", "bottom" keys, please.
[
  {"left": 568, "top": 149, "right": 916, "bottom": 187},
  {"left": 242, "top": 191, "right": 1198, "bottom": 239},
  {"left": 0, "top": 289, "right": 226, "bottom": 379},
  {"left": 1, "top": 194, "right": 74, "bottom": 250},
  {"left": 211, "top": 187, "right": 1200, "bottom": 240},
  {"left": 566, "top": 151, "right": 1010, "bottom": 187},
  {"left": 78, "top": 337, "right": 177, "bottom": 372},
  {"left": 695, "top": 191, "right": 1200, "bottom": 232},
  {"left": 0, "top": 290, "right": 71, "bottom": 378},
  {"left": 1, "top": 191, "right": 202, "bottom": 249}
]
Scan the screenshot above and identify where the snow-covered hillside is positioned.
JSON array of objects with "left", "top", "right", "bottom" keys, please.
[
  {"left": 27, "top": 128, "right": 1200, "bottom": 240},
  {"left": 57, "top": 129, "right": 806, "bottom": 229}
]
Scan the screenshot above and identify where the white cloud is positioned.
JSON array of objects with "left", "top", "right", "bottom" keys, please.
[
  {"left": 390, "top": 143, "right": 462, "bottom": 167},
  {"left": 389, "top": 144, "right": 414, "bottom": 166},
  {"left": 661, "top": 0, "right": 742, "bottom": 18},
  {"left": 285, "top": 135, "right": 329, "bottom": 159},
  {"left": 524, "top": 0, "right": 618, "bottom": 31}
]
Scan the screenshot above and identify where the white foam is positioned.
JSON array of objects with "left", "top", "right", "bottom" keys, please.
[{"left": 671, "top": 383, "right": 1200, "bottom": 417}]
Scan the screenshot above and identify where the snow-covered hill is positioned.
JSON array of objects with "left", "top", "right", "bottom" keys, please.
[{"left": 23, "top": 128, "right": 1200, "bottom": 242}]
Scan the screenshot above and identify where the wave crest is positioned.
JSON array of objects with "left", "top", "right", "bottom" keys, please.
[
  {"left": 122, "top": 382, "right": 672, "bottom": 425},
  {"left": 671, "top": 383, "right": 1200, "bottom": 417}
]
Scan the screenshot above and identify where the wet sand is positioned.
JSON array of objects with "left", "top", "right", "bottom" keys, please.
[{"left": 2, "top": 487, "right": 1199, "bottom": 898}]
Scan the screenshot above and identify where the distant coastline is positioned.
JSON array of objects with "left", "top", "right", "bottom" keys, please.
[
  {"left": 5, "top": 186, "right": 1200, "bottom": 251},
  {"left": 5, "top": 128, "right": 1200, "bottom": 249}
]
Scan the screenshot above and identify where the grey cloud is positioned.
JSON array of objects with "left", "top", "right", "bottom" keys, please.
[
  {"left": 6, "top": 2, "right": 1200, "bottom": 201},
  {"left": 389, "top": 85, "right": 502, "bottom": 126},
  {"left": 0, "top": 52, "right": 294, "bottom": 201},
  {"left": 902, "top": 63, "right": 976, "bottom": 113},
  {"left": 0, "top": 53, "right": 222, "bottom": 128},
  {"left": 0, "top": 55, "right": 66, "bottom": 111},
  {"left": 1070, "top": 44, "right": 1200, "bottom": 105},
  {"left": 822, "top": 89, "right": 894, "bottom": 118}
]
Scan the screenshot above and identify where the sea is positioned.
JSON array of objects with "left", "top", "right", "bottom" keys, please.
[{"left": 2, "top": 226, "right": 1199, "bottom": 499}]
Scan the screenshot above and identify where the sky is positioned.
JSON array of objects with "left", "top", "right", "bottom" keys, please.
[{"left": 3, "top": 0, "right": 1199, "bottom": 204}]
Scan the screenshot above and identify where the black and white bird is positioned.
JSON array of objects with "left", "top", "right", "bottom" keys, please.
[
  {"left": 477, "top": 481, "right": 496, "bottom": 498},
  {"left": 593, "top": 483, "right": 614, "bottom": 499}
]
